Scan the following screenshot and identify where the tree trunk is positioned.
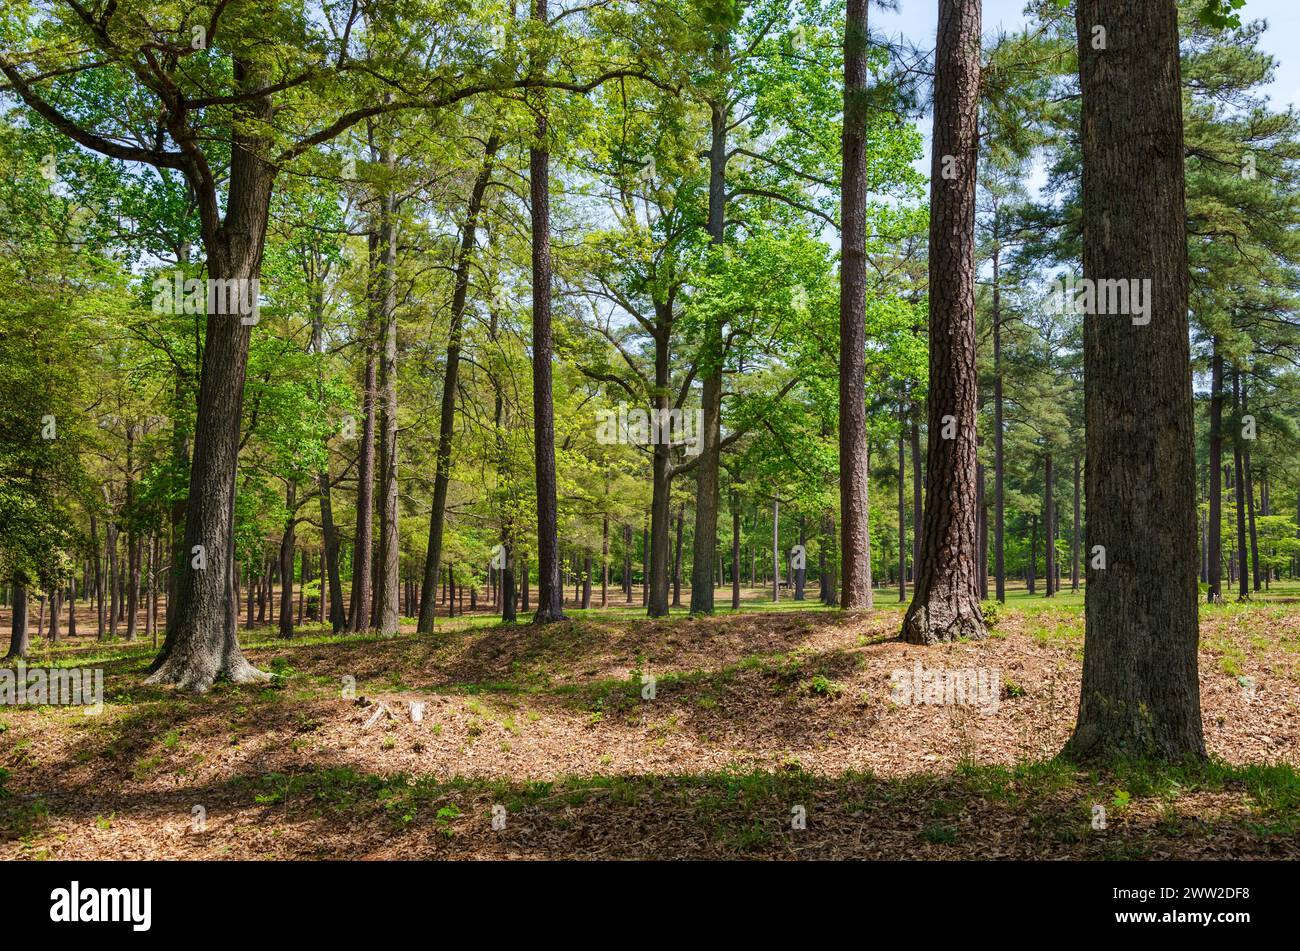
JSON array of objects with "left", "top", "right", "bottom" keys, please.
[
  {"left": 1068, "top": 453, "right": 1080, "bottom": 591},
  {"left": 106, "top": 511, "right": 119, "bottom": 640},
  {"left": 1028, "top": 514, "right": 1038, "bottom": 594},
  {"left": 145, "top": 63, "right": 272, "bottom": 691},
  {"left": 125, "top": 424, "right": 139, "bottom": 640},
  {"left": 992, "top": 223, "right": 1005, "bottom": 602},
  {"left": 602, "top": 513, "right": 610, "bottom": 608},
  {"left": 902, "top": 0, "right": 985, "bottom": 643},
  {"left": 1232, "top": 368, "right": 1249, "bottom": 600},
  {"left": 910, "top": 405, "right": 923, "bottom": 582},
  {"left": 839, "top": 0, "right": 872, "bottom": 609},
  {"left": 672, "top": 505, "right": 684, "bottom": 608},
  {"left": 279, "top": 483, "right": 297, "bottom": 637},
  {"left": 771, "top": 496, "right": 780, "bottom": 603},
  {"left": 647, "top": 349, "right": 674, "bottom": 617},
  {"left": 348, "top": 302, "right": 378, "bottom": 631},
  {"left": 529, "top": 0, "right": 565, "bottom": 625},
  {"left": 731, "top": 493, "right": 741, "bottom": 610},
  {"left": 1064, "top": 0, "right": 1204, "bottom": 762},
  {"left": 898, "top": 404, "right": 907, "bottom": 602},
  {"left": 373, "top": 149, "right": 401, "bottom": 637},
  {"left": 90, "top": 514, "right": 105, "bottom": 640},
  {"left": 1207, "top": 343, "right": 1223, "bottom": 601},
  {"left": 977, "top": 461, "right": 989, "bottom": 600},
  {"left": 68, "top": 574, "right": 78, "bottom": 639},
  {"left": 417, "top": 139, "right": 499, "bottom": 632},
  {"left": 642, "top": 512, "right": 650, "bottom": 607},
  {"left": 5, "top": 584, "right": 28, "bottom": 659},
  {"left": 1044, "top": 454, "right": 1056, "bottom": 597},
  {"left": 1242, "top": 380, "right": 1260, "bottom": 593}
]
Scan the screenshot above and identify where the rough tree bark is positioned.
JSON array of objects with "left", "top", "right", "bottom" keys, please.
[
  {"left": 689, "top": 92, "right": 729, "bottom": 616},
  {"left": 839, "top": 0, "right": 873, "bottom": 609},
  {"left": 902, "top": 0, "right": 986, "bottom": 643},
  {"left": 1063, "top": 0, "right": 1205, "bottom": 763},
  {"left": 529, "top": 0, "right": 565, "bottom": 624},
  {"left": 145, "top": 61, "right": 274, "bottom": 690}
]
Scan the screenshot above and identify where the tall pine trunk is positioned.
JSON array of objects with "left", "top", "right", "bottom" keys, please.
[
  {"left": 529, "top": 0, "right": 565, "bottom": 624},
  {"left": 902, "top": 0, "right": 985, "bottom": 643},
  {"left": 1064, "top": 0, "right": 1204, "bottom": 762},
  {"left": 839, "top": 0, "right": 873, "bottom": 609}
]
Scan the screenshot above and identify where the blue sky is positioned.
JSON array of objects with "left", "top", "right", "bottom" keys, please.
[
  {"left": 877, "top": 0, "right": 1299, "bottom": 109},
  {"left": 874, "top": 0, "right": 1300, "bottom": 188}
]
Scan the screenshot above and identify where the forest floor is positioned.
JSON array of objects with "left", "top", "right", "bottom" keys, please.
[{"left": 2, "top": 584, "right": 1299, "bottom": 859}]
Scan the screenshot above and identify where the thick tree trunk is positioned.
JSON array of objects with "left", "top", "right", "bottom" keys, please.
[
  {"left": 529, "top": 0, "right": 565, "bottom": 624},
  {"left": 1064, "top": 0, "right": 1204, "bottom": 762},
  {"left": 839, "top": 0, "right": 872, "bottom": 609},
  {"left": 902, "top": 0, "right": 985, "bottom": 643},
  {"left": 145, "top": 62, "right": 272, "bottom": 691}
]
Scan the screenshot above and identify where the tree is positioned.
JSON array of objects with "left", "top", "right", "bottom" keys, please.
[
  {"left": 529, "top": 0, "right": 566, "bottom": 624},
  {"left": 902, "top": 0, "right": 986, "bottom": 644},
  {"left": 838, "top": 0, "right": 872, "bottom": 608},
  {"left": 1063, "top": 0, "right": 1205, "bottom": 762}
]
